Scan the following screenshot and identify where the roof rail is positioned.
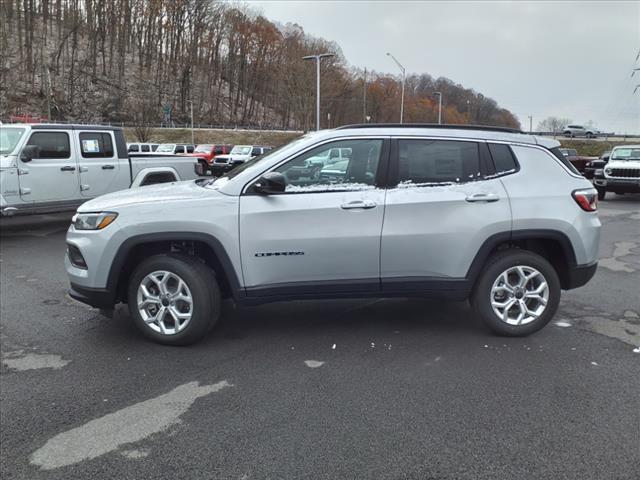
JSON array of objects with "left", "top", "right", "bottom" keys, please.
[{"left": 335, "top": 123, "right": 523, "bottom": 134}]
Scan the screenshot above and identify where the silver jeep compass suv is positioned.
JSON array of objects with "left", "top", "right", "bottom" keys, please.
[{"left": 66, "top": 124, "right": 600, "bottom": 345}]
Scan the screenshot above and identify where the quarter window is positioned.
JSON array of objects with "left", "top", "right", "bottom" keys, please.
[
  {"left": 488, "top": 143, "right": 518, "bottom": 174},
  {"left": 26, "top": 132, "right": 71, "bottom": 159},
  {"left": 275, "top": 139, "right": 383, "bottom": 192},
  {"left": 396, "top": 139, "right": 480, "bottom": 186},
  {"left": 79, "top": 132, "right": 114, "bottom": 158}
]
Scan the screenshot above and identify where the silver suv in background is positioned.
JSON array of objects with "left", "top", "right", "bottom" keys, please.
[
  {"left": 563, "top": 125, "right": 599, "bottom": 138},
  {"left": 65, "top": 124, "right": 600, "bottom": 345}
]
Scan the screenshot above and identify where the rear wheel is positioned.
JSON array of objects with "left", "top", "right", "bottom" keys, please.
[
  {"left": 472, "top": 250, "right": 561, "bottom": 336},
  {"left": 128, "top": 254, "right": 221, "bottom": 345}
]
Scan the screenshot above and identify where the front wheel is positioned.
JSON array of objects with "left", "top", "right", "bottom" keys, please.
[
  {"left": 128, "top": 254, "right": 221, "bottom": 345},
  {"left": 596, "top": 187, "right": 606, "bottom": 201},
  {"left": 472, "top": 250, "right": 561, "bottom": 336}
]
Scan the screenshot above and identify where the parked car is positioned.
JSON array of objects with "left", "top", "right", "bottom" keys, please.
[
  {"left": 153, "top": 143, "right": 195, "bottom": 155},
  {"left": 287, "top": 147, "right": 352, "bottom": 181},
  {"left": 584, "top": 150, "right": 611, "bottom": 180},
  {"left": 593, "top": 145, "right": 640, "bottom": 200},
  {"left": 558, "top": 148, "right": 596, "bottom": 174},
  {"left": 66, "top": 124, "right": 600, "bottom": 345},
  {"left": 319, "top": 159, "right": 349, "bottom": 183},
  {"left": 187, "top": 144, "right": 233, "bottom": 173},
  {"left": 0, "top": 124, "right": 199, "bottom": 216},
  {"left": 127, "top": 142, "right": 159, "bottom": 153},
  {"left": 211, "top": 145, "right": 272, "bottom": 176},
  {"left": 563, "top": 125, "right": 599, "bottom": 138}
]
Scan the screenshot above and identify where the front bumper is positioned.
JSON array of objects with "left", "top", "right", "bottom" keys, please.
[
  {"left": 69, "top": 282, "right": 116, "bottom": 309},
  {"left": 594, "top": 177, "right": 640, "bottom": 192}
]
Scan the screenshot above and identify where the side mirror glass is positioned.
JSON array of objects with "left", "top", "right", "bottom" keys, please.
[
  {"left": 253, "top": 172, "right": 286, "bottom": 194},
  {"left": 20, "top": 145, "right": 39, "bottom": 162}
]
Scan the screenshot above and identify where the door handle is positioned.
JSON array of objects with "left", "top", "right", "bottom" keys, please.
[
  {"left": 340, "top": 200, "right": 377, "bottom": 210},
  {"left": 465, "top": 193, "right": 500, "bottom": 203},
  {"left": 60, "top": 166, "right": 76, "bottom": 172},
  {"left": 102, "top": 165, "right": 115, "bottom": 170}
]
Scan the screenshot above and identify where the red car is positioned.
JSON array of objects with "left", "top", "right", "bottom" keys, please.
[{"left": 189, "top": 144, "right": 233, "bottom": 173}]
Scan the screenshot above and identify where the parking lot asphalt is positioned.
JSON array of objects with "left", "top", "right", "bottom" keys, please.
[{"left": 1, "top": 197, "right": 639, "bottom": 480}]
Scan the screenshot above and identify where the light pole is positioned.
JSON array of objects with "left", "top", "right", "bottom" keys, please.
[
  {"left": 433, "top": 92, "right": 442, "bottom": 124},
  {"left": 187, "top": 100, "right": 194, "bottom": 144},
  {"left": 528, "top": 115, "right": 533, "bottom": 133},
  {"left": 386, "top": 52, "right": 406, "bottom": 123},
  {"left": 302, "top": 53, "right": 335, "bottom": 131}
]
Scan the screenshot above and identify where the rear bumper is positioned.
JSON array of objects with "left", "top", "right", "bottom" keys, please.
[
  {"left": 69, "top": 283, "right": 116, "bottom": 309},
  {"left": 565, "top": 262, "right": 598, "bottom": 290}
]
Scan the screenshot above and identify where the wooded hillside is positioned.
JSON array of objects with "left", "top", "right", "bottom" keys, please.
[{"left": 0, "top": 0, "right": 520, "bottom": 131}]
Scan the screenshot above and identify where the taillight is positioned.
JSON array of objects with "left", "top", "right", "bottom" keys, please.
[{"left": 572, "top": 189, "right": 598, "bottom": 212}]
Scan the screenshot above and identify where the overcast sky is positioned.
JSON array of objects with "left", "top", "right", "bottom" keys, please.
[{"left": 246, "top": 1, "right": 640, "bottom": 133}]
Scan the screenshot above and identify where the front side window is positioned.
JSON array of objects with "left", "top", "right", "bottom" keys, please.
[
  {"left": 26, "top": 132, "right": 71, "bottom": 159},
  {"left": 141, "top": 144, "right": 150, "bottom": 152},
  {"left": 274, "top": 139, "right": 383, "bottom": 193},
  {"left": 79, "top": 132, "right": 114, "bottom": 158},
  {"left": 396, "top": 139, "right": 480, "bottom": 186},
  {"left": 0, "top": 127, "right": 26, "bottom": 154},
  {"left": 128, "top": 144, "right": 139, "bottom": 152}
]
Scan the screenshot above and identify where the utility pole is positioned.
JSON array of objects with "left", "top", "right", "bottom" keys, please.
[
  {"left": 434, "top": 92, "right": 442, "bottom": 124},
  {"left": 302, "top": 53, "right": 335, "bottom": 131},
  {"left": 387, "top": 52, "right": 406, "bottom": 123},
  {"left": 363, "top": 67, "right": 367, "bottom": 123},
  {"left": 528, "top": 115, "right": 533, "bottom": 133}
]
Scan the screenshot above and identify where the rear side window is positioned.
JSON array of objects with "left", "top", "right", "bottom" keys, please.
[
  {"left": 26, "top": 132, "right": 71, "bottom": 159},
  {"left": 141, "top": 144, "right": 150, "bottom": 152},
  {"left": 550, "top": 147, "right": 580, "bottom": 175},
  {"left": 175, "top": 146, "right": 185, "bottom": 154},
  {"left": 79, "top": 132, "right": 114, "bottom": 158},
  {"left": 128, "top": 144, "right": 139, "bottom": 152},
  {"left": 488, "top": 143, "right": 518, "bottom": 174},
  {"left": 214, "top": 146, "right": 224, "bottom": 154},
  {"left": 396, "top": 139, "right": 480, "bottom": 185},
  {"left": 251, "top": 147, "right": 262, "bottom": 156}
]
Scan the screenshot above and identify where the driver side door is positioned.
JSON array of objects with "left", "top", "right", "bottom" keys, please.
[{"left": 239, "top": 138, "right": 389, "bottom": 297}]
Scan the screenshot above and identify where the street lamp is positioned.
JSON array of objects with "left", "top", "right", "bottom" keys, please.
[
  {"left": 302, "top": 53, "right": 335, "bottom": 131},
  {"left": 187, "top": 100, "right": 195, "bottom": 144},
  {"left": 433, "top": 92, "right": 442, "bottom": 124},
  {"left": 386, "top": 52, "right": 406, "bottom": 123}
]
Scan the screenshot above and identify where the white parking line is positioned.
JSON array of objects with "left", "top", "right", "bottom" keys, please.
[{"left": 30, "top": 380, "right": 232, "bottom": 470}]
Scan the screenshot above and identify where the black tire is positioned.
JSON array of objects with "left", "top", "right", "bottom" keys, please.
[
  {"left": 615, "top": 192, "right": 625, "bottom": 196},
  {"left": 127, "top": 254, "right": 221, "bottom": 345},
  {"left": 197, "top": 160, "right": 208, "bottom": 176},
  {"left": 471, "top": 250, "right": 561, "bottom": 337},
  {"left": 596, "top": 187, "right": 606, "bottom": 201}
]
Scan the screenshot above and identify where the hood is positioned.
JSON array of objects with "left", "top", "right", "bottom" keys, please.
[
  {"left": 78, "top": 180, "right": 208, "bottom": 212},
  {"left": 607, "top": 159, "right": 640, "bottom": 168}
]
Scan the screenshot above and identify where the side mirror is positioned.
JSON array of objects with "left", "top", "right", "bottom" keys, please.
[
  {"left": 20, "top": 145, "right": 39, "bottom": 162},
  {"left": 253, "top": 172, "right": 286, "bottom": 194}
]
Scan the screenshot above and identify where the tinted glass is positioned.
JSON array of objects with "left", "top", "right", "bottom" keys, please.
[
  {"left": 27, "top": 132, "right": 70, "bottom": 159},
  {"left": 141, "top": 144, "right": 150, "bottom": 152},
  {"left": 79, "top": 132, "right": 114, "bottom": 158},
  {"left": 488, "top": 143, "right": 518, "bottom": 174},
  {"left": 550, "top": 147, "right": 580, "bottom": 174},
  {"left": 275, "top": 139, "right": 383, "bottom": 192},
  {"left": 128, "top": 144, "right": 139, "bottom": 152},
  {"left": 397, "top": 139, "right": 480, "bottom": 185}
]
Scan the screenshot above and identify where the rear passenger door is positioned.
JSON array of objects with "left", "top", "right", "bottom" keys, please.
[
  {"left": 76, "top": 130, "right": 121, "bottom": 197},
  {"left": 17, "top": 130, "right": 80, "bottom": 204},
  {"left": 380, "top": 138, "right": 512, "bottom": 291}
]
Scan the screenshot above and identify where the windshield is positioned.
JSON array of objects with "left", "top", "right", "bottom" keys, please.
[
  {"left": 611, "top": 148, "right": 640, "bottom": 161},
  {"left": 0, "top": 127, "right": 26, "bottom": 154},
  {"left": 156, "top": 144, "right": 176, "bottom": 153},
  {"left": 230, "top": 146, "right": 252, "bottom": 155},
  {"left": 195, "top": 145, "right": 212, "bottom": 152}
]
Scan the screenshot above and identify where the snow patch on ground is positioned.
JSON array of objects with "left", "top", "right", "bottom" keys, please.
[
  {"left": 2, "top": 350, "right": 70, "bottom": 371},
  {"left": 304, "top": 360, "right": 325, "bottom": 368},
  {"left": 554, "top": 321, "right": 572, "bottom": 328},
  {"left": 30, "top": 380, "right": 232, "bottom": 470}
]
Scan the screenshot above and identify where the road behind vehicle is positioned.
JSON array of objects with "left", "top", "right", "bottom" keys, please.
[
  {"left": 593, "top": 145, "right": 640, "bottom": 199},
  {"left": 66, "top": 124, "right": 600, "bottom": 346},
  {"left": 0, "top": 124, "right": 200, "bottom": 216}
]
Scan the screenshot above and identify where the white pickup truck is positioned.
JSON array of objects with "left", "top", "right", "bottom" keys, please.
[{"left": 0, "top": 124, "right": 200, "bottom": 216}]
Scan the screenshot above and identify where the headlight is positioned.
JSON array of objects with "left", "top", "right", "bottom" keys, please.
[
  {"left": 73, "top": 212, "right": 118, "bottom": 230},
  {"left": 605, "top": 168, "right": 612, "bottom": 175}
]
